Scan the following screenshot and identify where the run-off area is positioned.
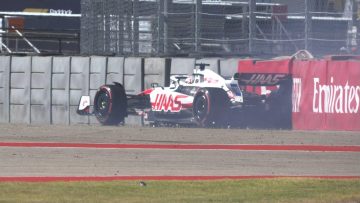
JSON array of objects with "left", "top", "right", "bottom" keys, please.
[{"left": 0, "top": 146, "right": 359, "bottom": 177}]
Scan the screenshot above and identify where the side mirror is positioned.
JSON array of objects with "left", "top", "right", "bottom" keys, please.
[{"left": 151, "top": 83, "right": 160, "bottom": 88}]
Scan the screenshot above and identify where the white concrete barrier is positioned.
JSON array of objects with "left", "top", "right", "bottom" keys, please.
[
  {"left": 52, "top": 57, "right": 71, "bottom": 125},
  {"left": 170, "top": 58, "right": 195, "bottom": 75},
  {"left": 124, "top": 57, "right": 143, "bottom": 94},
  {"left": 144, "top": 57, "right": 167, "bottom": 89},
  {"left": 89, "top": 56, "right": 107, "bottom": 124},
  {"left": 69, "top": 57, "right": 90, "bottom": 124},
  {"left": 31, "top": 57, "right": 52, "bottom": 124},
  {"left": 124, "top": 57, "right": 144, "bottom": 125},
  {"left": 0, "top": 56, "right": 241, "bottom": 126},
  {"left": 106, "top": 57, "right": 124, "bottom": 84},
  {"left": 219, "top": 58, "right": 240, "bottom": 78},
  {"left": 10, "top": 56, "right": 31, "bottom": 124},
  {"left": 0, "top": 56, "right": 10, "bottom": 123}
]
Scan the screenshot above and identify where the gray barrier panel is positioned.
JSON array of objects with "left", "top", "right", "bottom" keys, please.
[
  {"left": 124, "top": 57, "right": 143, "bottom": 93},
  {"left": 143, "top": 57, "right": 167, "bottom": 126},
  {"left": 52, "top": 90, "right": 68, "bottom": 106},
  {"left": 10, "top": 73, "right": 27, "bottom": 88},
  {"left": 31, "top": 88, "right": 47, "bottom": 104},
  {"left": 89, "top": 56, "right": 107, "bottom": 124},
  {"left": 89, "top": 56, "right": 107, "bottom": 112},
  {"left": 219, "top": 58, "right": 240, "bottom": 78},
  {"left": 88, "top": 89, "right": 99, "bottom": 124},
  {"left": 69, "top": 98, "right": 86, "bottom": 124},
  {"left": 11, "top": 56, "right": 30, "bottom": 72},
  {"left": 195, "top": 58, "right": 220, "bottom": 73},
  {"left": 10, "top": 56, "right": 31, "bottom": 124},
  {"left": 10, "top": 89, "right": 26, "bottom": 105},
  {"left": 90, "top": 56, "right": 107, "bottom": 90},
  {"left": 70, "top": 57, "right": 90, "bottom": 124},
  {"left": 52, "top": 57, "right": 71, "bottom": 125},
  {"left": 170, "top": 58, "right": 195, "bottom": 75},
  {"left": 124, "top": 57, "right": 143, "bottom": 125},
  {"left": 2, "top": 56, "right": 241, "bottom": 126},
  {"left": 107, "top": 57, "right": 124, "bottom": 84},
  {"left": 52, "top": 74, "right": 68, "bottom": 90},
  {"left": 0, "top": 56, "right": 10, "bottom": 123},
  {"left": 69, "top": 90, "right": 84, "bottom": 108},
  {"left": 144, "top": 57, "right": 166, "bottom": 89},
  {"left": 31, "top": 57, "right": 52, "bottom": 124}
]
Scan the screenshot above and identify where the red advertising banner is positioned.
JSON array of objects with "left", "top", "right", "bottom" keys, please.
[
  {"left": 325, "top": 61, "right": 360, "bottom": 131},
  {"left": 238, "top": 57, "right": 360, "bottom": 131},
  {"left": 292, "top": 59, "right": 360, "bottom": 131}
]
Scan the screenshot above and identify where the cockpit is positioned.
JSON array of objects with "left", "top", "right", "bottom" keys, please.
[{"left": 169, "top": 75, "right": 191, "bottom": 89}]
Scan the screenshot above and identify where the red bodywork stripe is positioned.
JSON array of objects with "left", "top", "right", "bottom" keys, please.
[
  {"left": 150, "top": 102, "right": 192, "bottom": 109},
  {"left": 139, "top": 88, "right": 154, "bottom": 96},
  {"left": 181, "top": 103, "right": 193, "bottom": 109}
]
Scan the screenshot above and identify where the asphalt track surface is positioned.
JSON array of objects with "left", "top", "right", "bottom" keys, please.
[{"left": 0, "top": 124, "right": 360, "bottom": 181}]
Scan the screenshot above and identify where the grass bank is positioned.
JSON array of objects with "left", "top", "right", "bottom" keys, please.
[{"left": 0, "top": 178, "right": 359, "bottom": 203}]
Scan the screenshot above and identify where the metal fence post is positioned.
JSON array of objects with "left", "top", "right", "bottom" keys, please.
[
  {"left": 195, "top": 0, "right": 202, "bottom": 53},
  {"left": 104, "top": 2, "right": 110, "bottom": 53},
  {"left": 118, "top": 0, "right": 124, "bottom": 54},
  {"left": 133, "top": 0, "right": 139, "bottom": 55},
  {"left": 158, "top": 0, "right": 164, "bottom": 54},
  {"left": 163, "top": 0, "right": 169, "bottom": 54},
  {"left": 305, "top": 0, "right": 311, "bottom": 51},
  {"left": 248, "top": 0, "right": 256, "bottom": 54},
  {"left": 354, "top": 0, "right": 358, "bottom": 52},
  {"left": 346, "top": 0, "right": 357, "bottom": 52}
]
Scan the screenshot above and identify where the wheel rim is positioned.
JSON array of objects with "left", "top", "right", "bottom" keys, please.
[
  {"left": 95, "top": 90, "right": 110, "bottom": 117},
  {"left": 194, "top": 94, "right": 208, "bottom": 121}
]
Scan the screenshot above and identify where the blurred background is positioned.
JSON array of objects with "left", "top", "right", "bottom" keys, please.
[{"left": 0, "top": 0, "right": 359, "bottom": 57}]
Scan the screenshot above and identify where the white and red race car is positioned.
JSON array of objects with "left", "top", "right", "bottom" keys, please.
[{"left": 77, "top": 63, "right": 291, "bottom": 127}]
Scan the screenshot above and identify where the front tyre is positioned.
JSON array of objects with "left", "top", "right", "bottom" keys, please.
[
  {"left": 193, "top": 88, "right": 230, "bottom": 127},
  {"left": 94, "top": 84, "right": 127, "bottom": 125}
]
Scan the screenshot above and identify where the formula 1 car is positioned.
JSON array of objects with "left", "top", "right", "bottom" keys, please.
[{"left": 77, "top": 63, "right": 291, "bottom": 127}]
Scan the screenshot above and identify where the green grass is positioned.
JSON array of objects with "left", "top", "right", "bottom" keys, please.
[{"left": 0, "top": 179, "right": 360, "bottom": 203}]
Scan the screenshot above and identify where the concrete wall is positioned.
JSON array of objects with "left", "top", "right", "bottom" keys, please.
[
  {"left": 0, "top": 56, "right": 241, "bottom": 125},
  {"left": 10, "top": 56, "right": 31, "bottom": 124},
  {"left": 0, "top": 56, "right": 10, "bottom": 123},
  {"left": 52, "top": 57, "right": 70, "bottom": 125}
]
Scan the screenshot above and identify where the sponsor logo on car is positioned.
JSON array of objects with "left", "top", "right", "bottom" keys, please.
[
  {"left": 240, "top": 73, "right": 287, "bottom": 86},
  {"left": 151, "top": 94, "right": 188, "bottom": 112}
]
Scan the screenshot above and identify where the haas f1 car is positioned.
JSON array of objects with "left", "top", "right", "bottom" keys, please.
[{"left": 77, "top": 63, "right": 292, "bottom": 128}]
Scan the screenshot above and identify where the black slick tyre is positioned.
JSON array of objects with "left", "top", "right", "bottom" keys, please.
[
  {"left": 94, "top": 84, "right": 127, "bottom": 125},
  {"left": 192, "top": 88, "right": 230, "bottom": 127}
]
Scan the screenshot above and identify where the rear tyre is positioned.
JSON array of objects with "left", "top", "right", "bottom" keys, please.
[
  {"left": 266, "top": 79, "right": 292, "bottom": 129},
  {"left": 94, "top": 84, "right": 127, "bottom": 125},
  {"left": 193, "top": 88, "right": 230, "bottom": 127}
]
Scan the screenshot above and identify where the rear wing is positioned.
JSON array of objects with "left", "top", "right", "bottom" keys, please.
[
  {"left": 235, "top": 73, "right": 291, "bottom": 86},
  {"left": 237, "top": 58, "right": 292, "bottom": 86}
]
